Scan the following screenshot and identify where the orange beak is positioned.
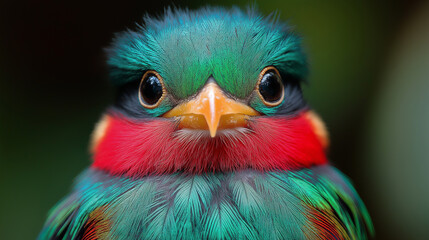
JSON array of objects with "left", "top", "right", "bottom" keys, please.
[{"left": 163, "top": 81, "right": 260, "bottom": 137}]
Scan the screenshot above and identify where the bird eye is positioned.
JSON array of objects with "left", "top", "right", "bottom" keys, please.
[
  {"left": 138, "top": 70, "right": 166, "bottom": 108},
  {"left": 257, "top": 66, "right": 284, "bottom": 106}
]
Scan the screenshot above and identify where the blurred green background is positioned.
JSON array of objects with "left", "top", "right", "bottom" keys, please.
[{"left": 1, "top": 0, "right": 428, "bottom": 239}]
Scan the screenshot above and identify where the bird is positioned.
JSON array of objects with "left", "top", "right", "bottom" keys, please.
[{"left": 39, "top": 6, "right": 374, "bottom": 240}]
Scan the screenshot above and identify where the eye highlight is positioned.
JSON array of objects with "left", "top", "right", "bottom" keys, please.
[
  {"left": 256, "top": 66, "right": 284, "bottom": 107},
  {"left": 138, "top": 70, "right": 166, "bottom": 109}
]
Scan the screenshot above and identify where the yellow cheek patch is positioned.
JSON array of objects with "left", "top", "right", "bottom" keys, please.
[
  {"left": 90, "top": 115, "right": 111, "bottom": 154},
  {"left": 305, "top": 111, "right": 330, "bottom": 149}
]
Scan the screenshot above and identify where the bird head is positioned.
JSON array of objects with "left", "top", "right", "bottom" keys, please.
[{"left": 91, "top": 7, "right": 329, "bottom": 177}]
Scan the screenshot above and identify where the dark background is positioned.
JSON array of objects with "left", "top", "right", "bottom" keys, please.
[{"left": 1, "top": 0, "right": 428, "bottom": 239}]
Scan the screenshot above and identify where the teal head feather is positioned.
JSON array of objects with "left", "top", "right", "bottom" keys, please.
[{"left": 107, "top": 7, "right": 307, "bottom": 116}]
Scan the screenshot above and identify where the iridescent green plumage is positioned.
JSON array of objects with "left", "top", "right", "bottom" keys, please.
[
  {"left": 39, "top": 7, "right": 374, "bottom": 240},
  {"left": 107, "top": 7, "right": 307, "bottom": 117},
  {"left": 39, "top": 166, "right": 373, "bottom": 239}
]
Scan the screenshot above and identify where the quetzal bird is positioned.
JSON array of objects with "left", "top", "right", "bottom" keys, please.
[{"left": 39, "top": 7, "right": 374, "bottom": 240}]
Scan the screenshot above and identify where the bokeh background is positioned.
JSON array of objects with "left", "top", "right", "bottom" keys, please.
[{"left": 1, "top": 0, "right": 428, "bottom": 239}]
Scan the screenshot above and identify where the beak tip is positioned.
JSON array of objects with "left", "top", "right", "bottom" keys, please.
[{"left": 209, "top": 129, "right": 217, "bottom": 138}]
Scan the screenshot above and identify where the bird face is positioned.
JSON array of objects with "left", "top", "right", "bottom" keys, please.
[
  {"left": 143, "top": 73, "right": 260, "bottom": 138},
  {"left": 148, "top": 66, "right": 288, "bottom": 137},
  {"left": 91, "top": 8, "right": 329, "bottom": 177}
]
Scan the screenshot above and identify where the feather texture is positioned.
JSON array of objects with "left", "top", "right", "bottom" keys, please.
[
  {"left": 93, "top": 111, "right": 327, "bottom": 177},
  {"left": 39, "top": 165, "right": 373, "bottom": 240},
  {"left": 40, "top": 6, "right": 373, "bottom": 240},
  {"left": 107, "top": 7, "right": 306, "bottom": 100}
]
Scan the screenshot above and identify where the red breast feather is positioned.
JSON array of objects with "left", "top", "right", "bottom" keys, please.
[{"left": 92, "top": 111, "right": 327, "bottom": 177}]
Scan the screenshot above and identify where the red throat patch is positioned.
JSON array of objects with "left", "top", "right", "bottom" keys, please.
[{"left": 91, "top": 111, "right": 328, "bottom": 177}]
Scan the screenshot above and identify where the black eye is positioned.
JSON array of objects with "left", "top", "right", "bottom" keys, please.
[
  {"left": 257, "top": 67, "right": 284, "bottom": 106},
  {"left": 139, "top": 71, "right": 165, "bottom": 108}
]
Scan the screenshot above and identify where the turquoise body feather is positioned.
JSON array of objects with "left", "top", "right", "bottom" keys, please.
[{"left": 39, "top": 166, "right": 373, "bottom": 239}]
